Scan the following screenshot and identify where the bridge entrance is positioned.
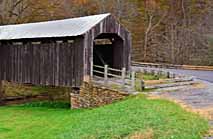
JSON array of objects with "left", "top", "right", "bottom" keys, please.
[{"left": 93, "top": 33, "right": 124, "bottom": 71}]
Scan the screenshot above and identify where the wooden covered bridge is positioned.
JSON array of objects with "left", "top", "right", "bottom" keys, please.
[{"left": 0, "top": 13, "right": 131, "bottom": 88}]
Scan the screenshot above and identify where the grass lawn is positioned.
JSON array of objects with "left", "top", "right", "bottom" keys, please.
[
  {"left": 0, "top": 95, "right": 209, "bottom": 139},
  {"left": 136, "top": 72, "right": 168, "bottom": 81},
  {"left": 135, "top": 72, "right": 171, "bottom": 91}
]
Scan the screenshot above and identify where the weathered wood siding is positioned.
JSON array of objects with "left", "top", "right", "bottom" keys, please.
[
  {"left": 0, "top": 15, "right": 131, "bottom": 87},
  {"left": 83, "top": 15, "right": 131, "bottom": 76},
  {"left": 0, "top": 38, "right": 84, "bottom": 87}
]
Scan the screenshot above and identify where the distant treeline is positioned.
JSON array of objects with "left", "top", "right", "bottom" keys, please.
[{"left": 0, "top": 0, "right": 213, "bottom": 66}]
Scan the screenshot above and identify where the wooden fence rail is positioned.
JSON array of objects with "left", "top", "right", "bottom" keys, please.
[
  {"left": 93, "top": 65, "right": 136, "bottom": 90},
  {"left": 132, "top": 61, "right": 213, "bottom": 71}
]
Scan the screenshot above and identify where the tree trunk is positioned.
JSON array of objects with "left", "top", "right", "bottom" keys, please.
[
  {"left": 144, "top": 15, "right": 153, "bottom": 61},
  {"left": 170, "top": 24, "right": 175, "bottom": 64},
  {"left": 144, "top": 31, "right": 148, "bottom": 60}
]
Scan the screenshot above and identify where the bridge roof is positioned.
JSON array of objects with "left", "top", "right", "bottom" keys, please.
[{"left": 0, "top": 13, "right": 110, "bottom": 40}]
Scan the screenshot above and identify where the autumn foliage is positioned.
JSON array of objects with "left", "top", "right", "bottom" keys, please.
[{"left": 0, "top": 0, "right": 213, "bottom": 65}]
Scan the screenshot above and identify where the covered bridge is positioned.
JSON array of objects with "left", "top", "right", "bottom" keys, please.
[{"left": 0, "top": 13, "right": 131, "bottom": 87}]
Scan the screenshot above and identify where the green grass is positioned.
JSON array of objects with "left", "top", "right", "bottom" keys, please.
[
  {"left": 136, "top": 72, "right": 167, "bottom": 81},
  {"left": 135, "top": 72, "right": 169, "bottom": 91},
  {"left": 0, "top": 95, "right": 209, "bottom": 139},
  {"left": 19, "top": 101, "right": 70, "bottom": 109}
]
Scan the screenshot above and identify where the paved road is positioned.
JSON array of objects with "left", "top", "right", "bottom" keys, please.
[
  {"left": 165, "top": 69, "right": 213, "bottom": 83},
  {"left": 153, "top": 80, "right": 213, "bottom": 109}
]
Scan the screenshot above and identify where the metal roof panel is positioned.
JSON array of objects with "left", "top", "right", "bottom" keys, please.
[{"left": 0, "top": 13, "right": 110, "bottom": 40}]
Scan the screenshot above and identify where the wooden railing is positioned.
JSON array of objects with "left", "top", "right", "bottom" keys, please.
[
  {"left": 132, "top": 61, "right": 213, "bottom": 71},
  {"left": 92, "top": 65, "right": 136, "bottom": 90},
  {"left": 132, "top": 61, "right": 182, "bottom": 69}
]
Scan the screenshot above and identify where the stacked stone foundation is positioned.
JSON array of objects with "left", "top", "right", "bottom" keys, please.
[{"left": 70, "top": 82, "right": 129, "bottom": 109}]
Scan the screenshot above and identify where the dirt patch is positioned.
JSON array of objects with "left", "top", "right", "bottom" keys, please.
[
  {"left": 0, "top": 81, "right": 70, "bottom": 106},
  {"left": 145, "top": 80, "right": 169, "bottom": 86},
  {"left": 207, "top": 128, "right": 213, "bottom": 137},
  {"left": 1, "top": 95, "right": 51, "bottom": 106},
  {"left": 182, "top": 65, "right": 213, "bottom": 71},
  {"left": 127, "top": 129, "right": 154, "bottom": 139},
  {"left": 191, "top": 82, "right": 207, "bottom": 89}
]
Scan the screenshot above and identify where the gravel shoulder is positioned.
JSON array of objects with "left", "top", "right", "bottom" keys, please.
[{"left": 152, "top": 80, "right": 213, "bottom": 110}]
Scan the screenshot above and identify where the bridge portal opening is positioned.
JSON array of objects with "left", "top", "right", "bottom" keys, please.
[{"left": 93, "top": 33, "right": 124, "bottom": 76}]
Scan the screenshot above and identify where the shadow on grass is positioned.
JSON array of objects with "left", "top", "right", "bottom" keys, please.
[{"left": 17, "top": 101, "right": 71, "bottom": 109}]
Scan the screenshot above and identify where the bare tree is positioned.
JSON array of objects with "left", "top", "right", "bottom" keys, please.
[{"left": 142, "top": 1, "right": 168, "bottom": 61}]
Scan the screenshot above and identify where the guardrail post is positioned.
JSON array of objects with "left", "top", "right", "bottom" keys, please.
[
  {"left": 121, "top": 68, "right": 126, "bottom": 88},
  {"left": 141, "top": 80, "right": 145, "bottom": 91},
  {"left": 104, "top": 65, "right": 108, "bottom": 84},
  {"left": 151, "top": 70, "right": 155, "bottom": 75},
  {"left": 172, "top": 73, "right": 176, "bottom": 78},
  {"left": 143, "top": 69, "right": 147, "bottom": 74},
  {"left": 131, "top": 71, "right": 135, "bottom": 90},
  {"left": 167, "top": 72, "right": 170, "bottom": 78},
  {"left": 158, "top": 71, "right": 162, "bottom": 76}
]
